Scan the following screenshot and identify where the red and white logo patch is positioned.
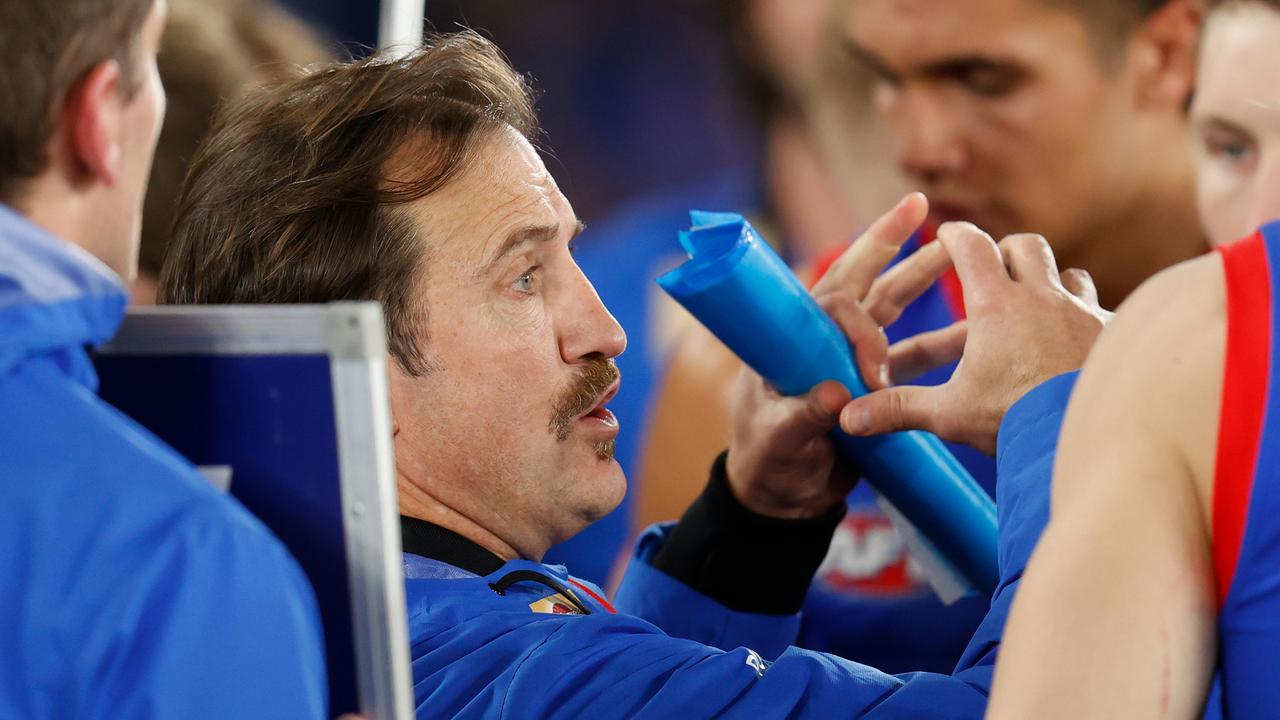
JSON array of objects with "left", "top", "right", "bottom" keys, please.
[{"left": 815, "top": 508, "right": 930, "bottom": 597}]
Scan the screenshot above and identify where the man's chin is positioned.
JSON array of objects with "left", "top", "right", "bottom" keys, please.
[
  {"left": 581, "top": 455, "right": 626, "bottom": 520},
  {"left": 592, "top": 438, "right": 617, "bottom": 461}
]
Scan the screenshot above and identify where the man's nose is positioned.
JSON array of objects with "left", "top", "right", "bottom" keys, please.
[
  {"left": 882, "top": 86, "right": 967, "bottom": 182},
  {"left": 560, "top": 268, "right": 627, "bottom": 363}
]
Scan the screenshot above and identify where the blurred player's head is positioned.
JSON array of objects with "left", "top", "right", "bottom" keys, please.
[
  {"left": 134, "top": 0, "right": 331, "bottom": 304},
  {"left": 1193, "top": 0, "right": 1280, "bottom": 246},
  {"left": 0, "top": 0, "right": 167, "bottom": 280},
  {"left": 718, "top": 0, "right": 832, "bottom": 125},
  {"left": 842, "top": 0, "right": 1201, "bottom": 265},
  {"left": 161, "top": 33, "right": 627, "bottom": 561},
  {"left": 714, "top": 0, "right": 867, "bottom": 260}
]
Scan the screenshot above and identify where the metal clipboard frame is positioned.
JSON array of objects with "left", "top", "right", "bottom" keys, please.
[{"left": 98, "top": 302, "right": 413, "bottom": 720}]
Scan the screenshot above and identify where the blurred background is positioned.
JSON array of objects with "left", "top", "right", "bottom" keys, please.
[
  {"left": 277, "top": 0, "right": 759, "bottom": 226},
  {"left": 145, "top": 0, "right": 899, "bottom": 587},
  {"left": 130, "top": 0, "right": 1234, "bottom": 679}
]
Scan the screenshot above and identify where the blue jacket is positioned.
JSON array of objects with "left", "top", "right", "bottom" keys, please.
[
  {"left": 406, "top": 373, "right": 1080, "bottom": 718},
  {"left": 0, "top": 205, "right": 327, "bottom": 718}
]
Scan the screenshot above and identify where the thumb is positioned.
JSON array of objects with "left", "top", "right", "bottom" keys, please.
[
  {"left": 839, "top": 385, "right": 942, "bottom": 437},
  {"left": 765, "top": 379, "right": 854, "bottom": 450}
]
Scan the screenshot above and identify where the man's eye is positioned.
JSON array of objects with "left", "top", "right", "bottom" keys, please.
[
  {"left": 956, "top": 66, "right": 1019, "bottom": 98},
  {"left": 512, "top": 266, "right": 540, "bottom": 294},
  {"left": 1202, "top": 126, "right": 1258, "bottom": 166},
  {"left": 1209, "top": 137, "right": 1254, "bottom": 161}
]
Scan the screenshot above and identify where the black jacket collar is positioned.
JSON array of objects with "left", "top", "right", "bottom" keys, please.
[{"left": 400, "top": 515, "right": 506, "bottom": 576}]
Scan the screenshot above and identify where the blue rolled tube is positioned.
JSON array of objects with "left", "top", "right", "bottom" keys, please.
[{"left": 657, "top": 212, "right": 999, "bottom": 594}]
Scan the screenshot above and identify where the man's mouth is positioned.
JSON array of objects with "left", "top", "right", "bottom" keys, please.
[
  {"left": 550, "top": 357, "right": 622, "bottom": 442},
  {"left": 929, "top": 200, "right": 980, "bottom": 226},
  {"left": 575, "top": 380, "right": 620, "bottom": 427}
]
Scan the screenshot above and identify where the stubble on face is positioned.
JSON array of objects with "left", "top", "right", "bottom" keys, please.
[{"left": 548, "top": 354, "right": 620, "bottom": 459}]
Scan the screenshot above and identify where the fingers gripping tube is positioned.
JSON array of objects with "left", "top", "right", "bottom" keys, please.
[{"left": 657, "top": 212, "right": 999, "bottom": 595}]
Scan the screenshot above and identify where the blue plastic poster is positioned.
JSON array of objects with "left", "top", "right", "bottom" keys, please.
[{"left": 657, "top": 212, "right": 999, "bottom": 594}]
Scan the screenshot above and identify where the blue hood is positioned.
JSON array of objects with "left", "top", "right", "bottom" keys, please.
[{"left": 0, "top": 204, "right": 127, "bottom": 388}]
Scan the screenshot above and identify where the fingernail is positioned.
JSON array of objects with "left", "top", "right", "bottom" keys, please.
[
  {"left": 844, "top": 406, "right": 871, "bottom": 435},
  {"left": 878, "top": 363, "right": 891, "bottom": 388}
]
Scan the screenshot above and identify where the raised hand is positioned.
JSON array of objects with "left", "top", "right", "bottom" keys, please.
[{"left": 839, "top": 222, "right": 1111, "bottom": 455}]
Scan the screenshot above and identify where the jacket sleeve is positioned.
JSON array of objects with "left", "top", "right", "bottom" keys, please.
[
  {"left": 572, "top": 372, "right": 1081, "bottom": 718},
  {"left": 93, "top": 495, "right": 328, "bottom": 719},
  {"left": 411, "top": 594, "right": 985, "bottom": 719}
]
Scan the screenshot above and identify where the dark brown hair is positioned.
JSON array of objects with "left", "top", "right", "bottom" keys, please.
[
  {"left": 718, "top": 0, "right": 1172, "bottom": 128},
  {"left": 159, "top": 31, "right": 538, "bottom": 376},
  {"left": 139, "top": 0, "right": 333, "bottom": 278},
  {"left": 0, "top": 0, "right": 154, "bottom": 203},
  {"left": 1205, "top": 0, "right": 1280, "bottom": 11},
  {"left": 1040, "top": 0, "right": 1173, "bottom": 57}
]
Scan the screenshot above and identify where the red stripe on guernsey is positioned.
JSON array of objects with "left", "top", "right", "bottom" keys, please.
[
  {"left": 810, "top": 246, "right": 843, "bottom": 286},
  {"left": 567, "top": 577, "right": 617, "bottom": 614},
  {"left": 810, "top": 220, "right": 966, "bottom": 318},
  {"left": 918, "top": 221, "right": 967, "bottom": 320},
  {"left": 1213, "top": 232, "right": 1273, "bottom": 608}
]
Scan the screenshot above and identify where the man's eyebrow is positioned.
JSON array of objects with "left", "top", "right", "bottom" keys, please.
[
  {"left": 845, "top": 39, "right": 1012, "bottom": 84},
  {"left": 1193, "top": 114, "right": 1253, "bottom": 139},
  {"left": 921, "top": 56, "right": 1017, "bottom": 80},
  {"left": 844, "top": 39, "right": 900, "bottom": 83},
  {"left": 477, "top": 220, "right": 585, "bottom": 277}
]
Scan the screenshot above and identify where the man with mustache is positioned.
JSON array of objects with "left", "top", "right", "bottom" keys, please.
[{"left": 160, "top": 33, "right": 1105, "bottom": 717}]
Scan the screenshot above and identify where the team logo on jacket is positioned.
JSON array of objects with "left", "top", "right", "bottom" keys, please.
[
  {"left": 814, "top": 508, "right": 930, "bottom": 597},
  {"left": 529, "top": 592, "right": 584, "bottom": 615}
]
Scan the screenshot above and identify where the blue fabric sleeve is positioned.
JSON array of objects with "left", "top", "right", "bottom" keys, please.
[
  {"left": 585, "top": 374, "right": 1081, "bottom": 718},
  {"left": 614, "top": 523, "right": 802, "bottom": 660},
  {"left": 993, "top": 371, "right": 1078, "bottom": 580},
  {"left": 91, "top": 498, "right": 328, "bottom": 719},
  {"left": 412, "top": 598, "right": 989, "bottom": 719},
  {"left": 952, "top": 370, "right": 1079, "bottom": 677}
]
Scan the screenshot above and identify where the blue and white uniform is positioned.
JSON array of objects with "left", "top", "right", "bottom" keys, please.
[{"left": 0, "top": 205, "right": 327, "bottom": 718}]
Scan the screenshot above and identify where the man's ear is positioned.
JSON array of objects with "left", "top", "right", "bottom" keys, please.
[
  {"left": 386, "top": 366, "right": 402, "bottom": 439},
  {"left": 1129, "top": 0, "right": 1203, "bottom": 111},
  {"left": 65, "top": 60, "right": 125, "bottom": 187}
]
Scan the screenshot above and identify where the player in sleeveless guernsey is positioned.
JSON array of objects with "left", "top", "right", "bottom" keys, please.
[
  {"left": 988, "top": 224, "right": 1279, "bottom": 717},
  {"left": 988, "top": 0, "right": 1280, "bottom": 713}
]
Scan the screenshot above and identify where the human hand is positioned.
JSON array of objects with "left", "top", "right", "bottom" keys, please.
[
  {"left": 839, "top": 222, "right": 1112, "bottom": 455},
  {"left": 725, "top": 193, "right": 929, "bottom": 518}
]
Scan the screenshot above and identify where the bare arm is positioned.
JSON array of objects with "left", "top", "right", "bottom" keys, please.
[
  {"left": 634, "top": 325, "right": 738, "bottom": 529},
  {"left": 989, "top": 255, "right": 1224, "bottom": 719}
]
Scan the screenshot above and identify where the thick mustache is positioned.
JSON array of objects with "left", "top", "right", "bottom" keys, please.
[{"left": 550, "top": 356, "right": 620, "bottom": 441}]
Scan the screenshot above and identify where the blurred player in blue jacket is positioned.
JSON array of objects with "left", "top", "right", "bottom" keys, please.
[
  {"left": 0, "top": 0, "right": 326, "bottom": 717},
  {"left": 162, "top": 33, "right": 1112, "bottom": 717}
]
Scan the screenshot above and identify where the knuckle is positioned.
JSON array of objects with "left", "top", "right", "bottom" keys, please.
[
  {"left": 818, "top": 291, "right": 849, "bottom": 314},
  {"left": 886, "top": 390, "right": 908, "bottom": 425},
  {"left": 1063, "top": 267, "right": 1093, "bottom": 285},
  {"left": 1000, "top": 233, "right": 1046, "bottom": 253}
]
